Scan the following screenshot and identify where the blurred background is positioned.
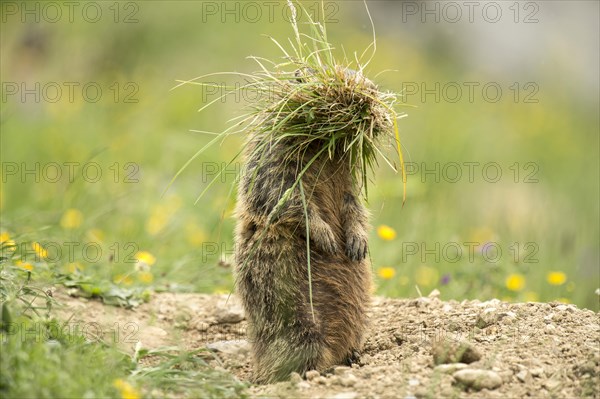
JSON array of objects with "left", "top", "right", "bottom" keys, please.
[{"left": 1, "top": 0, "right": 598, "bottom": 310}]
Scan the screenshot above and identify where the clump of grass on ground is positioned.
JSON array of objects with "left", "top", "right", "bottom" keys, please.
[{"left": 171, "top": 0, "right": 407, "bottom": 204}]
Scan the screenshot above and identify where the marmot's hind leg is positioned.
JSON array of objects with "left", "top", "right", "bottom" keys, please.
[{"left": 252, "top": 329, "right": 330, "bottom": 384}]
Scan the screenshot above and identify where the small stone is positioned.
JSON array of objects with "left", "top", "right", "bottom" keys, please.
[
  {"left": 434, "top": 363, "right": 469, "bottom": 374},
  {"left": 340, "top": 374, "right": 358, "bottom": 387},
  {"left": 297, "top": 381, "right": 310, "bottom": 389},
  {"left": 330, "top": 393, "right": 358, "bottom": 399},
  {"left": 428, "top": 289, "right": 441, "bottom": 298},
  {"left": 290, "top": 372, "right": 303, "bottom": 384},
  {"left": 516, "top": 370, "right": 530, "bottom": 383},
  {"left": 205, "top": 340, "right": 250, "bottom": 355},
  {"left": 214, "top": 302, "right": 245, "bottom": 324},
  {"left": 315, "top": 376, "right": 327, "bottom": 385},
  {"left": 195, "top": 321, "right": 210, "bottom": 332},
  {"left": 305, "top": 370, "right": 320, "bottom": 381},
  {"left": 530, "top": 368, "right": 545, "bottom": 377},
  {"left": 334, "top": 366, "right": 351, "bottom": 376},
  {"left": 432, "top": 339, "right": 481, "bottom": 365},
  {"left": 453, "top": 369, "right": 503, "bottom": 391},
  {"left": 543, "top": 379, "right": 561, "bottom": 391},
  {"left": 408, "top": 378, "right": 420, "bottom": 386}
]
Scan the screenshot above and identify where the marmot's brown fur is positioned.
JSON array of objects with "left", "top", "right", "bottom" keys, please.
[{"left": 234, "top": 128, "right": 372, "bottom": 383}]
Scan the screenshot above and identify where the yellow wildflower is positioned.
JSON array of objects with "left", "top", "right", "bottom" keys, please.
[
  {"left": 415, "top": 265, "right": 439, "bottom": 287},
  {"left": 213, "top": 287, "right": 230, "bottom": 295},
  {"left": 113, "top": 274, "right": 133, "bottom": 286},
  {"left": 60, "top": 208, "right": 83, "bottom": 229},
  {"left": 32, "top": 242, "right": 47, "bottom": 259},
  {"left": 135, "top": 251, "right": 156, "bottom": 266},
  {"left": 0, "top": 232, "right": 10, "bottom": 243},
  {"left": 505, "top": 273, "right": 525, "bottom": 292},
  {"left": 556, "top": 297, "right": 570, "bottom": 304},
  {"left": 0, "top": 232, "right": 16, "bottom": 251},
  {"left": 113, "top": 379, "right": 140, "bottom": 399},
  {"left": 67, "top": 262, "right": 84, "bottom": 273},
  {"left": 377, "top": 225, "right": 396, "bottom": 241},
  {"left": 16, "top": 260, "right": 33, "bottom": 271},
  {"left": 377, "top": 267, "right": 396, "bottom": 280},
  {"left": 138, "top": 271, "right": 154, "bottom": 284},
  {"left": 546, "top": 271, "right": 567, "bottom": 286}
]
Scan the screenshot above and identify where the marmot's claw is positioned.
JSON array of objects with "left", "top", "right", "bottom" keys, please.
[
  {"left": 346, "top": 234, "right": 368, "bottom": 261},
  {"left": 345, "top": 349, "right": 361, "bottom": 366}
]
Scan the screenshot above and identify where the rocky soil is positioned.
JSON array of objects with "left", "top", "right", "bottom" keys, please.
[{"left": 54, "top": 290, "right": 599, "bottom": 398}]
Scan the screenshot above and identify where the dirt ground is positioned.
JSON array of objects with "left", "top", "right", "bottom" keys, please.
[{"left": 54, "top": 289, "right": 599, "bottom": 398}]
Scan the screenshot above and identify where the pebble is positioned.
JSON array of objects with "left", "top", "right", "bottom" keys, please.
[
  {"left": 530, "top": 368, "right": 545, "bottom": 377},
  {"left": 214, "top": 302, "right": 245, "bottom": 324},
  {"left": 290, "top": 372, "right": 303, "bottom": 384},
  {"left": 408, "top": 378, "right": 420, "bottom": 386},
  {"left": 340, "top": 374, "right": 358, "bottom": 387},
  {"left": 543, "top": 379, "right": 561, "bottom": 391},
  {"left": 205, "top": 339, "right": 250, "bottom": 355},
  {"left": 334, "top": 366, "right": 352, "bottom": 376},
  {"left": 305, "top": 370, "right": 320, "bottom": 381},
  {"left": 453, "top": 369, "right": 503, "bottom": 391},
  {"left": 315, "top": 376, "right": 327, "bottom": 385},
  {"left": 428, "top": 289, "right": 441, "bottom": 298},
  {"left": 297, "top": 381, "right": 310, "bottom": 389},
  {"left": 434, "top": 363, "right": 469, "bottom": 374},
  {"left": 516, "top": 370, "right": 530, "bottom": 382},
  {"left": 432, "top": 339, "right": 481, "bottom": 364},
  {"left": 330, "top": 393, "right": 358, "bottom": 399}
]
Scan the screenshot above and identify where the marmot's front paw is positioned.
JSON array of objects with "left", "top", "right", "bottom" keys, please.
[
  {"left": 312, "top": 223, "right": 339, "bottom": 255},
  {"left": 346, "top": 233, "right": 368, "bottom": 261}
]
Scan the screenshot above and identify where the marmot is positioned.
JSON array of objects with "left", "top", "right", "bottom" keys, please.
[{"left": 234, "top": 68, "right": 380, "bottom": 384}]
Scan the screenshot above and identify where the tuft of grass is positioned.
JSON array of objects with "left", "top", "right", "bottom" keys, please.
[
  {"left": 131, "top": 346, "right": 248, "bottom": 399},
  {"left": 169, "top": 0, "right": 407, "bottom": 203}
]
